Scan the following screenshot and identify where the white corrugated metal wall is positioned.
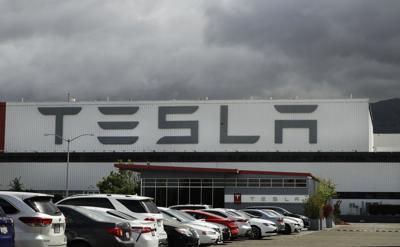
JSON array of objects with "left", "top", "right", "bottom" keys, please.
[{"left": 4, "top": 99, "right": 371, "bottom": 152}]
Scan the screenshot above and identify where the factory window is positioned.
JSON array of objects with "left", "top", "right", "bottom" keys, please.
[
  {"left": 295, "top": 179, "right": 307, "bottom": 187},
  {"left": 284, "top": 179, "right": 295, "bottom": 187},
  {"left": 142, "top": 177, "right": 307, "bottom": 189},
  {"left": 224, "top": 178, "right": 236, "bottom": 187},
  {"left": 272, "top": 179, "right": 283, "bottom": 187},
  {"left": 248, "top": 179, "right": 260, "bottom": 187},
  {"left": 236, "top": 179, "right": 248, "bottom": 187},
  {"left": 260, "top": 179, "right": 272, "bottom": 187}
]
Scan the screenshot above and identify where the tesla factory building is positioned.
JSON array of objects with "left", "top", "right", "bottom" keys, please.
[{"left": 0, "top": 99, "right": 399, "bottom": 214}]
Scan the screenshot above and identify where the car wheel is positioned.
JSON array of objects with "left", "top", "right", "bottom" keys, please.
[
  {"left": 68, "top": 241, "right": 91, "bottom": 247},
  {"left": 284, "top": 224, "right": 292, "bottom": 234},
  {"left": 251, "top": 225, "right": 262, "bottom": 239}
]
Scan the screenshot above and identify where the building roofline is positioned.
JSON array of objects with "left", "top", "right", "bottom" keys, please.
[{"left": 114, "top": 163, "right": 320, "bottom": 181}]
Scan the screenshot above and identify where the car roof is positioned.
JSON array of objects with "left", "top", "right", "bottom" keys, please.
[
  {"left": 169, "top": 204, "right": 211, "bottom": 207},
  {"left": 0, "top": 191, "right": 53, "bottom": 200},
  {"left": 62, "top": 193, "right": 152, "bottom": 200},
  {"left": 183, "top": 209, "right": 226, "bottom": 219}
]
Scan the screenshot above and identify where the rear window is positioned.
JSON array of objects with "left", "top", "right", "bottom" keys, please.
[
  {"left": 24, "top": 196, "right": 61, "bottom": 216},
  {"left": 117, "top": 199, "right": 159, "bottom": 214},
  {"left": 0, "top": 206, "right": 5, "bottom": 216},
  {"left": 107, "top": 211, "right": 137, "bottom": 220},
  {"left": 0, "top": 198, "right": 19, "bottom": 214},
  {"left": 59, "top": 198, "right": 115, "bottom": 209}
]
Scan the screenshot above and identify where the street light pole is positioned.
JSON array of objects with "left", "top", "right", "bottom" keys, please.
[
  {"left": 44, "top": 133, "right": 94, "bottom": 197},
  {"left": 66, "top": 139, "right": 70, "bottom": 197}
]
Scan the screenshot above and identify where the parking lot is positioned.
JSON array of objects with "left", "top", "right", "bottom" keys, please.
[{"left": 226, "top": 223, "right": 400, "bottom": 247}]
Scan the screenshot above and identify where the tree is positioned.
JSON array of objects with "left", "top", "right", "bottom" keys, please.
[
  {"left": 303, "top": 179, "right": 337, "bottom": 219},
  {"left": 9, "top": 177, "right": 24, "bottom": 191},
  {"left": 317, "top": 179, "right": 336, "bottom": 204},
  {"left": 97, "top": 169, "right": 139, "bottom": 194}
]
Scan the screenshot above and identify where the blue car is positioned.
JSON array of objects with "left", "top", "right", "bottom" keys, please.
[{"left": 0, "top": 206, "right": 14, "bottom": 247}]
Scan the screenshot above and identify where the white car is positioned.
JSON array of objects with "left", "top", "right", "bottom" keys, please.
[
  {"left": 83, "top": 206, "right": 158, "bottom": 247},
  {"left": 0, "top": 191, "right": 67, "bottom": 247},
  {"left": 225, "top": 209, "right": 277, "bottom": 239},
  {"left": 266, "top": 209, "right": 301, "bottom": 233},
  {"left": 159, "top": 207, "right": 221, "bottom": 245},
  {"left": 285, "top": 216, "right": 304, "bottom": 230},
  {"left": 57, "top": 194, "right": 168, "bottom": 247}
]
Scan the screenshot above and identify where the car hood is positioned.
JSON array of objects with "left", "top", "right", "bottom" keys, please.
[
  {"left": 192, "top": 220, "right": 221, "bottom": 230},
  {"left": 249, "top": 218, "right": 275, "bottom": 225},
  {"left": 184, "top": 223, "right": 217, "bottom": 233}
]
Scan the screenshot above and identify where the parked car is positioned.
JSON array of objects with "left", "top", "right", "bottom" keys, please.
[
  {"left": 265, "top": 209, "right": 302, "bottom": 233},
  {"left": 241, "top": 209, "right": 285, "bottom": 233},
  {"left": 57, "top": 194, "right": 168, "bottom": 247},
  {"left": 58, "top": 205, "right": 134, "bottom": 247},
  {"left": 0, "top": 191, "right": 67, "bottom": 247},
  {"left": 246, "top": 206, "right": 310, "bottom": 228},
  {"left": 202, "top": 208, "right": 252, "bottom": 237},
  {"left": 243, "top": 209, "right": 300, "bottom": 234},
  {"left": 224, "top": 209, "right": 277, "bottom": 239},
  {"left": 169, "top": 205, "right": 212, "bottom": 210},
  {"left": 183, "top": 209, "right": 239, "bottom": 239},
  {"left": 0, "top": 206, "right": 15, "bottom": 247},
  {"left": 163, "top": 217, "right": 199, "bottom": 247},
  {"left": 159, "top": 207, "right": 222, "bottom": 245},
  {"left": 82, "top": 206, "right": 158, "bottom": 247}
]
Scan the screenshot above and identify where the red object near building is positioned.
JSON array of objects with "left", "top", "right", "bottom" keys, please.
[
  {"left": 234, "top": 193, "right": 241, "bottom": 204},
  {"left": 182, "top": 209, "right": 239, "bottom": 238}
]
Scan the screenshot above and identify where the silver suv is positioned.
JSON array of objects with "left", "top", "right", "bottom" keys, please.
[
  {"left": 0, "top": 192, "right": 67, "bottom": 247},
  {"left": 57, "top": 194, "right": 168, "bottom": 247}
]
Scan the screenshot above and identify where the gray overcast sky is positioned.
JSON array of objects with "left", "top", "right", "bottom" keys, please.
[{"left": 1, "top": 0, "right": 399, "bottom": 102}]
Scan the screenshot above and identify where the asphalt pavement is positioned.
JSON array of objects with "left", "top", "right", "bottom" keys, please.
[{"left": 226, "top": 223, "right": 400, "bottom": 247}]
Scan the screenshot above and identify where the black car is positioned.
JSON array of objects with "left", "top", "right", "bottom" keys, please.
[
  {"left": 58, "top": 205, "right": 134, "bottom": 247},
  {"left": 163, "top": 217, "right": 199, "bottom": 247},
  {"left": 246, "top": 206, "right": 310, "bottom": 228}
]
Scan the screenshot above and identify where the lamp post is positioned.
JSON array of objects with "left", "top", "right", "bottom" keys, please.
[{"left": 44, "top": 133, "right": 94, "bottom": 197}]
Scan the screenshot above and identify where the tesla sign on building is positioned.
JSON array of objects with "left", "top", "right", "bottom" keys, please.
[{"left": 3, "top": 99, "right": 372, "bottom": 152}]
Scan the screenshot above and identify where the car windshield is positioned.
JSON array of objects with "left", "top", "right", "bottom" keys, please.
[
  {"left": 228, "top": 210, "right": 250, "bottom": 219},
  {"left": 78, "top": 207, "right": 119, "bottom": 222},
  {"left": 167, "top": 209, "right": 197, "bottom": 222},
  {"left": 265, "top": 210, "right": 283, "bottom": 217},
  {"left": 24, "top": 196, "right": 61, "bottom": 216},
  {"left": 272, "top": 207, "right": 291, "bottom": 214},
  {"left": 161, "top": 211, "right": 178, "bottom": 222},
  {"left": 257, "top": 210, "right": 276, "bottom": 217}
]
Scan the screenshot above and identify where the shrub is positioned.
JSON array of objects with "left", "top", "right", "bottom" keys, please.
[
  {"left": 304, "top": 194, "right": 323, "bottom": 219},
  {"left": 323, "top": 203, "right": 333, "bottom": 218}
]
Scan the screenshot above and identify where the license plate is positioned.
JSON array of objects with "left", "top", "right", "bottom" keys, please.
[
  {"left": 0, "top": 226, "right": 8, "bottom": 235},
  {"left": 125, "top": 232, "right": 130, "bottom": 238},
  {"left": 53, "top": 224, "right": 60, "bottom": 233}
]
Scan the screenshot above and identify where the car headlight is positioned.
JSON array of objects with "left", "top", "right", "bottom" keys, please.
[
  {"left": 176, "top": 228, "right": 193, "bottom": 237},
  {"left": 262, "top": 223, "right": 270, "bottom": 226}
]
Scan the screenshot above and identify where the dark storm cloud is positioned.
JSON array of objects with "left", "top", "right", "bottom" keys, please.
[
  {"left": 204, "top": 0, "right": 400, "bottom": 100},
  {"left": 0, "top": 0, "right": 399, "bottom": 102}
]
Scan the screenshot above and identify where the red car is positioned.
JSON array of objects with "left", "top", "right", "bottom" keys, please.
[{"left": 183, "top": 209, "right": 239, "bottom": 239}]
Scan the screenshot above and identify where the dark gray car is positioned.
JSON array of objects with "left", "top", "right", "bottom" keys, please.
[{"left": 58, "top": 205, "right": 134, "bottom": 247}]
